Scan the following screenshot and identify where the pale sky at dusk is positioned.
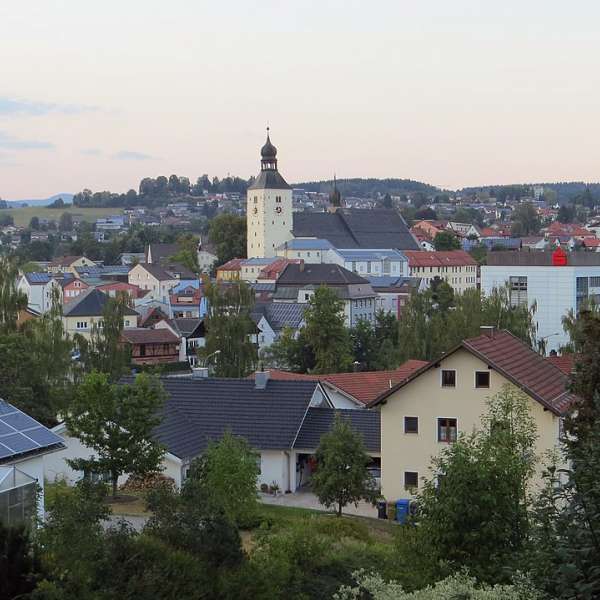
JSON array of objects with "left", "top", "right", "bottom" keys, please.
[{"left": 2, "top": 1, "right": 600, "bottom": 198}]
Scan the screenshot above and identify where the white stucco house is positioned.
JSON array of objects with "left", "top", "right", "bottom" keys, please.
[{"left": 45, "top": 372, "right": 380, "bottom": 494}]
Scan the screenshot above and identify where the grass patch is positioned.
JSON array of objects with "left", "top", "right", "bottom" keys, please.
[{"left": 5, "top": 205, "right": 123, "bottom": 227}]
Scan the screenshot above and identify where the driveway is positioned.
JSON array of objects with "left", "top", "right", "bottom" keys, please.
[{"left": 260, "top": 489, "right": 377, "bottom": 518}]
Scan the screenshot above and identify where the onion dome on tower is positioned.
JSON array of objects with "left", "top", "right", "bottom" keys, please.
[{"left": 248, "top": 127, "right": 291, "bottom": 191}]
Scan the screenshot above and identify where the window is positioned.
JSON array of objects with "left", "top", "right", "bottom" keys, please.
[
  {"left": 509, "top": 276, "right": 528, "bottom": 307},
  {"left": 438, "top": 418, "right": 457, "bottom": 442},
  {"left": 404, "top": 416, "right": 419, "bottom": 434},
  {"left": 441, "top": 370, "right": 456, "bottom": 387},
  {"left": 404, "top": 471, "right": 418, "bottom": 490},
  {"left": 590, "top": 276, "right": 600, "bottom": 287},
  {"left": 475, "top": 371, "right": 490, "bottom": 388}
]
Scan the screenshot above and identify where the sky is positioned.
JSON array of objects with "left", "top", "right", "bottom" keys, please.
[{"left": 2, "top": 1, "right": 600, "bottom": 199}]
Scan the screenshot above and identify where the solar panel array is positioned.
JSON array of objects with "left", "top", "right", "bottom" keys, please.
[
  {"left": 0, "top": 400, "right": 63, "bottom": 461},
  {"left": 26, "top": 272, "right": 52, "bottom": 284}
]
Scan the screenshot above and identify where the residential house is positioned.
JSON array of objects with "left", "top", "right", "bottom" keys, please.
[
  {"left": 18, "top": 273, "right": 63, "bottom": 314},
  {"left": 155, "top": 318, "right": 206, "bottom": 365},
  {"left": 121, "top": 328, "right": 181, "bottom": 366},
  {"left": 197, "top": 237, "right": 218, "bottom": 274},
  {"left": 48, "top": 255, "right": 95, "bottom": 274},
  {"left": 128, "top": 263, "right": 179, "bottom": 304},
  {"left": 16, "top": 306, "right": 40, "bottom": 328},
  {"left": 96, "top": 281, "right": 142, "bottom": 301},
  {"left": 369, "top": 328, "right": 575, "bottom": 500},
  {"left": 273, "top": 263, "right": 377, "bottom": 327},
  {"left": 367, "top": 276, "right": 423, "bottom": 317},
  {"left": 61, "top": 277, "right": 90, "bottom": 304},
  {"left": 334, "top": 249, "right": 408, "bottom": 279},
  {"left": 170, "top": 284, "right": 202, "bottom": 318},
  {"left": 46, "top": 374, "right": 380, "bottom": 492},
  {"left": 62, "top": 288, "right": 138, "bottom": 339},
  {"left": 251, "top": 302, "right": 307, "bottom": 350},
  {"left": 216, "top": 258, "right": 244, "bottom": 281},
  {"left": 0, "top": 399, "right": 65, "bottom": 523},
  {"left": 404, "top": 250, "right": 478, "bottom": 293}
]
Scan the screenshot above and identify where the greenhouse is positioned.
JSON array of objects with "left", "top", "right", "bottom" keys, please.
[{"left": 0, "top": 465, "right": 37, "bottom": 526}]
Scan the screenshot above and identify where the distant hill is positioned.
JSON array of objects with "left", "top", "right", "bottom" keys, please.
[
  {"left": 458, "top": 182, "right": 600, "bottom": 204},
  {"left": 291, "top": 178, "right": 442, "bottom": 198},
  {"left": 4, "top": 193, "right": 74, "bottom": 208}
]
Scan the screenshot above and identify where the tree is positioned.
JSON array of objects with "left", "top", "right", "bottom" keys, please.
[
  {"left": 528, "top": 310, "right": 600, "bottom": 598},
  {"left": 169, "top": 233, "right": 200, "bottom": 274},
  {"left": 65, "top": 372, "right": 166, "bottom": 497},
  {"left": 76, "top": 294, "right": 131, "bottom": 380},
  {"left": 382, "top": 193, "right": 393, "bottom": 209},
  {"left": 208, "top": 214, "right": 246, "bottom": 265},
  {"left": 350, "top": 318, "right": 378, "bottom": 370},
  {"left": 59, "top": 211, "right": 73, "bottom": 231},
  {"left": 48, "top": 197, "right": 65, "bottom": 209},
  {"left": 303, "top": 286, "right": 353, "bottom": 374},
  {"left": 413, "top": 385, "right": 537, "bottom": 583},
  {"left": 29, "top": 216, "right": 40, "bottom": 230},
  {"left": 433, "top": 231, "right": 461, "bottom": 251},
  {"left": 557, "top": 204, "right": 577, "bottom": 224},
  {"left": 201, "top": 280, "right": 257, "bottom": 377},
  {"left": 181, "top": 431, "right": 260, "bottom": 526},
  {"left": 311, "top": 414, "right": 377, "bottom": 516},
  {"left": 430, "top": 278, "right": 454, "bottom": 311},
  {"left": 0, "top": 257, "right": 27, "bottom": 333},
  {"left": 415, "top": 207, "right": 437, "bottom": 220},
  {"left": 261, "top": 327, "right": 315, "bottom": 373},
  {"left": 511, "top": 202, "right": 540, "bottom": 236}
]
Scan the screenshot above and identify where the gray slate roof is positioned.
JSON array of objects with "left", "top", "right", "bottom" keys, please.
[
  {"left": 169, "top": 318, "right": 205, "bottom": 338},
  {"left": 292, "top": 208, "right": 419, "bottom": 250},
  {"left": 277, "top": 263, "right": 368, "bottom": 286},
  {"left": 252, "top": 302, "right": 307, "bottom": 331},
  {"left": 63, "top": 288, "right": 138, "bottom": 318},
  {"left": 128, "top": 377, "right": 319, "bottom": 459},
  {"left": 248, "top": 170, "right": 291, "bottom": 190},
  {"left": 294, "top": 407, "right": 380, "bottom": 453}
]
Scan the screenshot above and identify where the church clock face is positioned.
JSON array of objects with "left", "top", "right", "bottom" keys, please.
[{"left": 275, "top": 206, "right": 282, "bottom": 214}]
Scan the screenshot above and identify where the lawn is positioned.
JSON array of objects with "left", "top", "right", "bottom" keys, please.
[{"left": 6, "top": 205, "right": 123, "bottom": 227}]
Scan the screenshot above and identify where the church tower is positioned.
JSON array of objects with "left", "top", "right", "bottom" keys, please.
[{"left": 246, "top": 129, "right": 293, "bottom": 258}]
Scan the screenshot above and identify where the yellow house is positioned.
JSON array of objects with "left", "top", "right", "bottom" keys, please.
[
  {"left": 48, "top": 255, "right": 95, "bottom": 275},
  {"left": 370, "top": 327, "right": 574, "bottom": 501},
  {"left": 62, "top": 288, "right": 138, "bottom": 340}
]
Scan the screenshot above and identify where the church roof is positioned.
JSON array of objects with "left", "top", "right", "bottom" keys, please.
[
  {"left": 248, "top": 170, "right": 291, "bottom": 190},
  {"left": 292, "top": 209, "right": 420, "bottom": 251}
]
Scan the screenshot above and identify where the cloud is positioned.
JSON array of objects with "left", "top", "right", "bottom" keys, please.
[
  {"left": 0, "top": 97, "right": 96, "bottom": 116},
  {"left": 81, "top": 148, "right": 102, "bottom": 156},
  {"left": 112, "top": 150, "right": 153, "bottom": 161},
  {"left": 0, "top": 131, "right": 54, "bottom": 150}
]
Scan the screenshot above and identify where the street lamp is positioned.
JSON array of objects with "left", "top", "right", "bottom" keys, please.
[{"left": 202, "top": 349, "right": 221, "bottom": 368}]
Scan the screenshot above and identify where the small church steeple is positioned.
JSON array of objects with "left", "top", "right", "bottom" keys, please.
[{"left": 329, "top": 174, "right": 342, "bottom": 210}]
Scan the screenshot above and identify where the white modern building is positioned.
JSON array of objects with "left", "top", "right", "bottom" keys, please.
[{"left": 481, "top": 249, "right": 600, "bottom": 353}]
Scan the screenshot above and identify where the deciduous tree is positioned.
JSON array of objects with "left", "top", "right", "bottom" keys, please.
[
  {"left": 65, "top": 372, "right": 166, "bottom": 498},
  {"left": 311, "top": 414, "right": 378, "bottom": 516}
]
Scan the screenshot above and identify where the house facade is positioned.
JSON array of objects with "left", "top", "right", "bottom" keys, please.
[
  {"left": 128, "top": 263, "right": 178, "bottom": 304},
  {"left": 404, "top": 250, "right": 478, "bottom": 294},
  {"left": 370, "top": 329, "right": 573, "bottom": 501},
  {"left": 18, "top": 273, "right": 63, "bottom": 314}
]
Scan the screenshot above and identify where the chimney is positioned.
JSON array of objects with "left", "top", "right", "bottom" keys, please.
[
  {"left": 480, "top": 326, "right": 495, "bottom": 338},
  {"left": 191, "top": 367, "right": 209, "bottom": 379},
  {"left": 299, "top": 261, "right": 305, "bottom": 272},
  {"left": 255, "top": 369, "right": 270, "bottom": 390}
]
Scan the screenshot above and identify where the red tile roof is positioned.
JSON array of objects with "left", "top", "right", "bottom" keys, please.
[
  {"left": 217, "top": 258, "right": 244, "bottom": 271},
  {"left": 121, "top": 328, "right": 180, "bottom": 345},
  {"left": 250, "top": 360, "right": 428, "bottom": 405},
  {"left": 372, "top": 330, "right": 575, "bottom": 415},
  {"left": 545, "top": 355, "right": 575, "bottom": 375},
  {"left": 404, "top": 250, "right": 478, "bottom": 268}
]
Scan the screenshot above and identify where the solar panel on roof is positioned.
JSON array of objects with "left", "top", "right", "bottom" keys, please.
[
  {"left": 2, "top": 412, "right": 39, "bottom": 431},
  {"left": 0, "top": 401, "right": 14, "bottom": 416},
  {"left": 25, "top": 427, "right": 63, "bottom": 447},
  {"left": 0, "top": 444, "right": 13, "bottom": 459},
  {"left": 0, "top": 433, "right": 39, "bottom": 453},
  {"left": 0, "top": 421, "right": 13, "bottom": 436}
]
